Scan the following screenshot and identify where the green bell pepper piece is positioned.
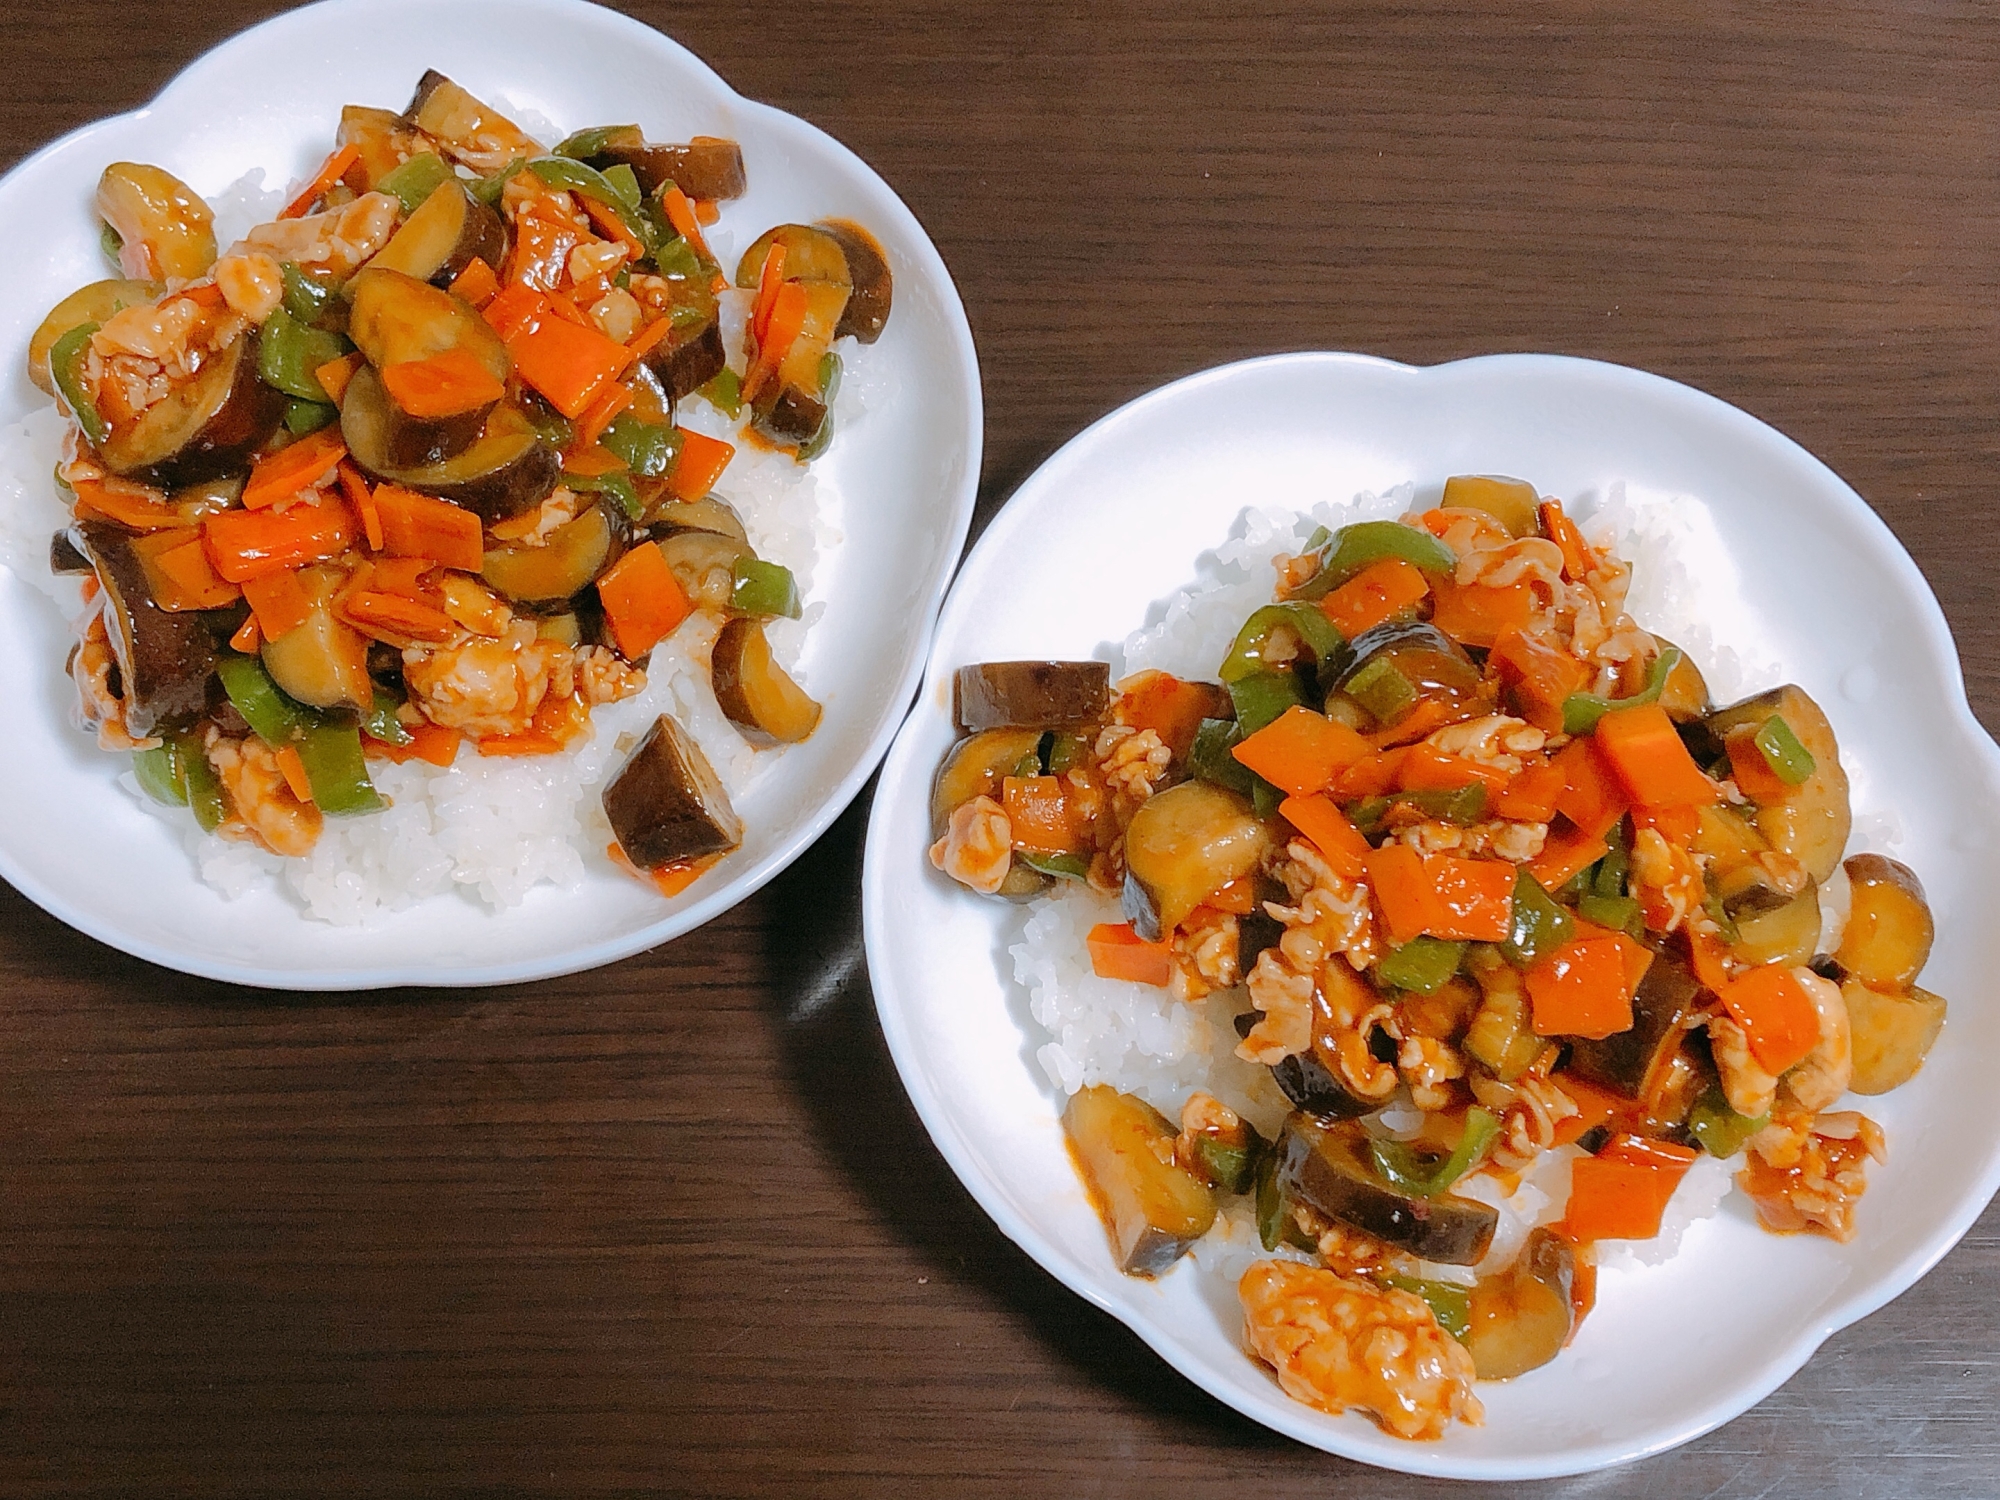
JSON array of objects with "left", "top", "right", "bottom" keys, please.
[
  {"left": 700, "top": 368, "right": 743, "bottom": 417},
  {"left": 1753, "top": 714, "right": 1815, "bottom": 785},
  {"left": 729, "top": 558, "right": 802, "bottom": 619},
  {"left": 1190, "top": 1122, "right": 1266, "bottom": 1196},
  {"left": 519, "top": 403, "right": 575, "bottom": 449},
  {"left": 1018, "top": 850, "right": 1089, "bottom": 882},
  {"left": 259, "top": 309, "right": 349, "bottom": 402},
  {"left": 527, "top": 156, "right": 644, "bottom": 220},
  {"left": 99, "top": 221, "right": 125, "bottom": 274},
  {"left": 377, "top": 152, "right": 453, "bottom": 215},
  {"left": 1578, "top": 892, "right": 1643, "bottom": 938},
  {"left": 1188, "top": 717, "right": 1258, "bottom": 798},
  {"left": 49, "top": 322, "right": 109, "bottom": 445},
  {"left": 1502, "top": 868, "right": 1573, "bottom": 966},
  {"left": 1375, "top": 936, "right": 1467, "bottom": 994},
  {"left": 1348, "top": 783, "right": 1488, "bottom": 837},
  {"left": 173, "top": 728, "right": 226, "bottom": 832},
  {"left": 1561, "top": 646, "right": 1684, "bottom": 735},
  {"left": 280, "top": 261, "right": 337, "bottom": 324},
  {"left": 1688, "top": 1084, "right": 1768, "bottom": 1159},
  {"left": 1591, "top": 829, "right": 1630, "bottom": 899},
  {"left": 566, "top": 471, "right": 643, "bottom": 522},
  {"left": 796, "top": 412, "right": 835, "bottom": 463},
  {"left": 133, "top": 742, "right": 187, "bottom": 806},
  {"left": 652, "top": 234, "right": 705, "bottom": 280},
  {"left": 599, "top": 413, "right": 680, "bottom": 478},
  {"left": 1255, "top": 1148, "right": 1315, "bottom": 1251},
  {"left": 282, "top": 399, "right": 338, "bottom": 435},
  {"left": 1046, "top": 732, "right": 1087, "bottom": 775},
  {"left": 1383, "top": 1275, "right": 1472, "bottom": 1341},
  {"left": 553, "top": 124, "right": 643, "bottom": 160},
  {"left": 1371, "top": 1106, "right": 1500, "bottom": 1197},
  {"left": 363, "top": 689, "right": 413, "bottom": 747},
  {"left": 1295, "top": 520, "right": 1457, "bottom": 600},
  {"left": 216, "top": 653, "right": 383, "bottom": 815},
  {"left": 1227, "top": 669, "right": 1309, "bottom": 739},
  {"left": 600, "top": 163, "right": 643, "bottom": 213},
  {"left": 217, "top": 652, "right": 313, "bottom": 745},
  {"left": 1218, "top": 602, "right": 1344, "bottom": 684},
  {"left": 1343, "top": 654, "right": 1418, "bottom": 723},
  {"left": 819, "top": 351, "right": 843, "bottom": 405}
]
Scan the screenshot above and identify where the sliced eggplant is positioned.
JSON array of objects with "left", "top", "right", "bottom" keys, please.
[
  {"left": 817, "top": 220, "right": 893, "bottom": 343},
  {"left": 342, "top": 372, "right": 558, "bottom": 521},
  {"left": 1439, "top": 473, "right": 1538, "bottom": 538},
  {"left": 1326, "top": 619, "right": 1487, "bottom": 731},
  {"left": 1063, "top": 1085, "right": 1216, "bottom": 1276},
  {"left": 1278, "top": 1114, "right": 1498, "bottom": 1266},
  {"left": 1566, "top": 948, "right": 1699, "bottom": 1099},
  {"left": 366, "top": 177, "right": 507, "bottom": 287},
  {"left": 1464, "top": 1228, "right": 1577, "bottom": 1380},
  {"left": 597, "top": 136, "right": 747, "bottom": 202},
  {"left": 50, "top": 528, "right": 91, "bottom": 575},
  {"left": 481, "top": 501, "right": 619, "bottom": 605},
  {"left": 930, "top": 728, "right": 1045, "bottom": 837},
  {"left": 641, "top": 315, "right": 726, "bottom": 404},
  {"left": 338, "top": 105, "right": 431, "bottom": 191},
  {"left": 260, "top": 563, "right": 372, "bottom": 711},
  {"left": 1653, "top": 636, "right": 1711, "bottom": 722},
  {"left": 1731, "top": 883, "right": 1822, "bottom": 970},
  {"left": 602, "top": 713, "right": 743, "bottom": 869},
  {"left": 954, "top": 660, "right": 1110, "bottom": 732},
  {"left": 348, "top": 266, "right": 510, "bottom": 378},
  {"left": 1842, "top": 978, "right": 1946, "bottom": 1095},
  {"left": 654, "top": 529, "right": 750, "bottom": 610},
  {"left": 100, "top": 334, "right": 287, "bottom": 488},
  {"left": 1836, "top": 853, "right": 1934, "bottom": 991},
  {"left": 76, "top": 520, "right": 220, "bottom": 736},
  {"left": 1704, "top": 685, "right": 1850, "bottom": 883},
  {"left": 1122, "top": 781, "right": 1272, "bottom": 938},
  {"left": 96, "top": 163, "right": 216, "bottom": 283},
  {"left": 711, "top": 617, "right": 821, "bottom": 745},
  {"left": 649, "top": 496, "right": 747, "bottom": 542},
  {"left": 403, "top": 71, "right": 542, "bottom": 170},
  {"left": 27, "top": 279, "right": 159, "bottom": 396}
]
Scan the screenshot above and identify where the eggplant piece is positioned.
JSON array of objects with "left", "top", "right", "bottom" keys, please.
[
  {"left": 366, "top": 177, "right": 507, "bottom": 287},
  {"left": 1122, "top": 781, "right": 1272, "bottom": 938},
  {"left": 96, "top": 163, "right": 216, "bottom": 283},
  {"left": 99, "top": 334, "right": 287, "bottom": 488},
  {"left": 1439, "top": 474, "right": 1538, "bottom": 538},
  {"left": 711, "top": 617, "right": 822, "bottom": 745},
  {"left": 1063, "top": 1085, "right": 1216, "bottom": 1276},
  {"left": 1704, "top": 685, "right": 1850, "bottom": 883},
  {"left": 1270, "top": 959, "right": 1398, "bottom": 1117},
  {"left": 1270, "top": 1049, "right": 1378, "bottom": 1121},
  {"left": 403, "top": 71, "right": 542, "bottom": 170},
  {"left": 650, "top": 495, "right": 747, "bottom": 542},
  {"left": 1653, "top": 636, "right": 1711, "bottom": 722},
  {"left": 1326, "top": 619, "right": 1486, "bottom": 731},
  {"left": 954, "top": 660, "right": 1109, "bottom": 732},
  {"left": 754, "top": 384, "right": 828, "bottom": 447},
  {"left": 338, "top": 105, "right": 431, "bottom": 191},
  {"left": 1278, "top": 1115, "right": 1498, "bottom": 1266},
  {"left": 1731, "top": 883, "right": 1822, "bottom": 969},
  {"left": 737, "top": 223, "right": 853, "bottom": 289},
  {"left": 602, "top": 713, "right": 743, "bottom": 869},
  {"left": 1566, "top": 948, "right": 1700, "bottom": 1099},
  {"left": 481, "top": 501, "right": 620, "bottom": 605},
  {"left": 597, "top": 136, "right": 747, "bottom": 202},
  {"left": 930, "top": 728, "right": 1045, "bottom": 837},
  {"left": 342, "top": 373, "right": 558, "bottom": 522},
  {"left": 1836, "top": 853, "right": 1934, "bottom": 991},
  {"left": 747, "top": 281, "right": 850, "bottom": 448},
  {"left": 1464, "top": 1228, "right": 1578, "bottom": 1380},
  {"left": 50, "top": 528, "right": 91, "bottom": 575},
  {"left": 1464, "top": 951, "right": 1544, "bottom": 1081},
  {"left": 817, "top": 220, "right": 893, "bottom": 343},
  {"left": 260, "top": 563, "right": 372, "bottom": 712},
  {"left": 346, "top": 267, "right": 510, "bottom": 462},
  {"left": 641, "top": 314, "right": 725, "bottom": 404},
  {"left": 27, "top": 278, "right": 160, "bottom": 396},
  {"left": 654, "top": 529, "right": 750, "bottom": 610},
  {"left": 1843, "top": 978, "right": 1946, "bottom": 1095},
  {"left": 75, "top": 520, "right": 219, "bottom": 736}
]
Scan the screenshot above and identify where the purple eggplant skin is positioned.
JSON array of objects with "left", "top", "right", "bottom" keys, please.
[
  {"left": 602, "top": 714, "right": 744, "bottom": 870},
  {"left": 953, "top": 660, "right": 1111, "bottom": 732},
  {"left": 1277, "top": 1113, "right": 1498, "bottom": 1265},
  {"left": 75, "top": 520, "right": 221, "bottom": 736}
]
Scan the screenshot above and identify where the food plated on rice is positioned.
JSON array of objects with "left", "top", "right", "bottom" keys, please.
[{"left": 928, "top": 476, "right": 1947, "bottom": 1440}]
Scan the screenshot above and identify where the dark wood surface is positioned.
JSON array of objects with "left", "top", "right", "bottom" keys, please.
[{"left": 3, "top": 2, "right": 1997, "bottom": 1494}]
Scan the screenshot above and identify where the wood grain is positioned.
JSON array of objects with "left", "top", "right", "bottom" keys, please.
[{"left": 2, "top": 2, "right": 1997, "bottom": 1495}]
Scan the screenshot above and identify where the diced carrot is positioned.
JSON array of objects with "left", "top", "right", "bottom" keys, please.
[
  {"left": 1528, "top": 825, "right": 1609, "bottom": 892},
  {"left": 242, "top": 426, "right": 348, "bottom": 510},
  {"left": 1489, "top": 629, "right": 1591, "bottom": 734},
  {"left": 1428, "top": 576, "right": 1536, "bottom": 649},
  {"left": 561, "top": 444, "right": 628, "bottom": 477},
  {"left": 130, "top": 529, "right": 240, "bottom": 610},
  {"left": 336, "top": 462, "right": 383, "bottom": 552},
  {"left": 366, "top": 717, "right": 462, "bottom": 768},
  {"left": 240, "top": 568, "right": 312, "bottom": 641},
  {"left": 1232, "top": 705, "right": 1371, "bottom": 796},
  {"left": 1002, "top": 774, "right": 1080, "bottom": 854},
  {"left": 1595, "top": 703, "right": 1717, "bottom": 809},
  {"left": 597, "top": 541, "right": 693, "bottom": 657},
  {"left": 574, "top": 382, "right": 634, "bottom": 451},
  {"left": 1365, "top": 843, "right": 1448, "bottom": 948},
  {"left": 371, "top": 483, "right": 483, "bottom": 571},
  {"left": 1630, "top": 802, "right": 1701, "bottom": 844},
  {"left": 1086, "top": 922, "right": 1174, "bottom": 987},
  {"left": 1363, "top": 695, "right": 1456, "bottom": 748},
  {"left": 1398, "top": 743, "right": 1511, "bottom": 797},
  {"left": 1495, "top": 759, "right": 1566, "bottom": 822},
  {"left": 1425, "top": 856, "right": 1516, "bottom": 942},
  {"left": 380, "top": 348, "right": 509, "bottom": 418},
  {"left": 1336, "top": 747, "right": 1408, "bottom": 798},
  {"left": 1551, "top": 1074, "right": 1630, "bottom": 1147},
  {"left": 482, "top": 282, "right": 546, "bottom": 339},
  {"left": 1720, "top": 964, "right": 1822, "bottom": 1075},
  {"left": 1563, "top": 1151, "right": 1690, "bottom": 1243},
  {"left": 230, "top": 613, "right": 261, "bottom": 652},
  {"left": 1551, "top": 734, "right": 1629, "bottom": 840},
  {"left": 1114, "top": 670, "right": 1222, "bottom": 763},
  {"left": 1538, "top": 498, "right": 1593, "bottom": 581},
  {"left": 1319, "top": 556, "right": 1429, "bottom": 638},
  {"left": 205, "top": 495, "right": 354, "bottom": 582},
  {"left": 338, "top": 589, "right": 459, "bottom": 644},
  {"left": 313, "top": 352, "right": 363, "bottom": 404},
  {"left": 1526, "top": 934, "right": 1640, "bottom": 1039},
  {"left": 659, "top": 183, "right": 715, "bottom": 266},
  {"left": 448, "top": 257, "right": 500, "bottom": 309},
  {"left": 694, "top": 198, "right": 720, "bottom": 226},
  {"left": 272, "top": 743, "right": 314, "bottom": 803},
  {"left": 280, "top": 143, "right": 360, "bottom": 219},
  {"left": 665, "top": 429, "right": 735, "bottom": 502},
  {"left": 505, "top": 311, "right": 636, "bottom": 419},
  {"left": 1278, "top": 793, "right": 1370, "bottom": 880},
  {"left": 69, "top": 480, "right": 180, "bottom": 532},
  {"left": 1724, "top": 728, "right": 1795, "bottom": 806}
]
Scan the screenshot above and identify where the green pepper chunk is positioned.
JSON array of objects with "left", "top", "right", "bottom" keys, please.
[
  {"left": 1560, "top": 646, "right": 1684, "bottom": 735},
  {"left": 599, "top": 413, "right": 680, "bottom": 478},
  {"left": 653, "top": 233, "right": 704, "bottom": 280},
  {"left": 526, "top": 157, "right": 645, "bottom": 229},
  {"left": 215, "top": 653, "right": 383, "bottom": 816},
  {"left": 796, "top": 413, "right": 835, "bottom": 463},
  {"left": 1689, "top": 1084, "right": 1768, "bottom": 1159},
  {"left": 819, "top": 351, "right": 843, "bottom": 405},
  {"left": 1188, "top": 717, "right": 1258, "bottom": 798},
  {"left": 280, "top": 261, "right": 338, "bottom": 324},
  {"left": 1753, "top": 714, "right": 1815, "bottom": 785},
  {"left": 282, "top": 399, "right": 338, "bottom": 435},
  {"left": 1383, "top": 1274, "right": 1472, "bottom": 1341},
  {"left": 566, "top": 471, "right": 643, "bottom": 522},
  {"left": 173, "top": 728, "right": 226, "bottom": 832},
  {"left": 133, "top": 742, "right": 187, "bottom": 806},
  {"left": 363, "top": 689, "right": 413, "bottom": 747},
  {"left": 1348, "top": 783, "right": 1488, "bottom": 837},
  {"left": 1218, "top": 602, "right": 1345, "bottom": 684},
  {"left": 1502, "top": 868, "right": 1573, "bottom": 966},
  {"left": 259, "top": 308, "right": 350, "bottom": 402},
  {"left": 729, "top": 558, "right": 802, "bottom": 619},
  {"left": 1370, "top": 1106, "right": 1500, "bottom": 1197},
  {"left": 49, "top": 322, "right": 109, "bottom": 445},
  {"left": 1343, "top": 654, "right": 1419, "bottom": 723},
  {"left": 553, "top": 124, "right": 642, "bottom": 160},
  {"left": 1226, "top": 669, "right": 1309, "bottom": 739},
  {"left": 1018, "top": 850, "right": 1089, "bottom": 882},
  {"left": 1375, "top": 936, "right": 1467, "bottom": 994},
  {"left": 1591, "top": 830, "right": 1630, "bottom": 899},
  {"left": 1577, "top": 892, "right": 1643, "bottom": 937},
  {"left": 699, "top": 368, "right": 743, "bottom": 417},
  {"left": 1046, "top": 732, "right": 1087, "bottom": 775},
  {"left": 1190, "top": 1121, "right": 1266, "bottom": 1196},
  {"left": 99, "top": 221, "right": 125, "bottom": 274},
  {"left": 1255, "top": 1147, "right": 1315, "bottom": 1251},
  {"left": 600, "top": 162, "right": 643, "bottom": 212},
  {"left": 377, "top": 152, "right": 453, "bottom": 215},
  {"left": 519, "top": 402, "right": 575, "bottom": 449},
  {"left": 1294, "top": 520, "right": 1457, "bottom": 600}
]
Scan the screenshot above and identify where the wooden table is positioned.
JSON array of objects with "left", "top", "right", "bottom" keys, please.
[{"left": 3, "top": 2, "right": 1997, "bottom": 1494}]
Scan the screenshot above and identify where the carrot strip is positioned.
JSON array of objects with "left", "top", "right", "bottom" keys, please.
[
  {"left": 272, "top": 743, "right": 315, "bottom": 804},
  {"left": 1231, "top": 706, "right": 1371, "bottom": 796},
  {"left": 1319, "top": 556, "right": 1429, "bottom": 638},
  {"left": 1086, "top": 922, "right": 1174, "bottom": 987},
  {"left": 336, "top": 461, "right": 383, "bottom": 552},
  {"left": 380, "top": 349, "right": 507, "bottom": 418},
  {"left": 337, "top": 589, "right": 458, "bottom": 644},
  {"left": 751, "top": 241, "right": 787, "bottom": 343},
  {"left": 1114, "top": 671, "right": 1223, "bottom": 764},
  {"left": 664, "top": 429, "right": 735, "bottom": 502},
  {"left": 1551, "top": 1075, "right": 1629, "bottom": 1147},
  {"left": 230, "top": 613, "right": 261, "bottom": 652},
  {"left": 1551, "top": 734, "right": 1629, "bottom": 840},
  {"left": 366, "top": 718, "right": 462, "bottom": 767},
  {"left": 743, "top": 280, "right": 809, "bottom": 404},
  {"left": 560, "top": 443, "right": 628, "bottom": 477},
  {"left": 371, "top": 483, "right": 483, "bottom": 571},
  {"left": 580, "top": 195, "right": 646, "bottom": 258},
  {"left": 1526, "top": 934, "right": 1642, "bottom": 1039},
  {"left": 1494, "top": 759, "right": 1566, "bottom": 822},
  {"left": 69, "top": 480, "right": 180, "bottom": 532},
  {"left": 1563, "top": 1147, "right": 1692, "bottom": 1242},
  {"left": 1724, "top": 728, "right": 1795, "bottom": 806},
  {"left": 1428, "top": 576, "right": 1536, "bottom": 649},
  {"left": 624, "top": 317, "right": 675, "bottom": 363},
  {"left": 574, "top": 382, "right": 634, "bottom": 451},
  {"left": 1720, "top": 964, "right": 1822, "bottom": 1075},
  {"left": 313, "top": 352, "right": 363, "bottom": 405},
  {"left": 242, "top": 427, "right": 348, "bottom": 510},
  {"left": 694, "top": 198, "right": 720, "bottom": 227},
  {"left": 1397, "top": 743, "right": 1511, "bottom": 797},
  {"left": 1528, "top": 826, "right": 1609, "bottom": 892},
  {"left": 477, "top": 692, "right": 590, "bottom": 757},
  {"left": 1365, "top": 844, "right": 1448, "bottom": 948},
  {"left": 1594, "top": 703, "right": 1717, "bottom": 809},
  {"left": 204, "top": 496, "right": 354, "bottom": 583},
  {"left": 448, "top": 256, "right": 501, "bottom": 309},
  {"left": 240, "top": 568, "right": 312, "bottom": 641},
  {"left": 1278, "top": 794, "right": 1370, "bottom": 880},
  {"left": 1335, "top": 747, "right": 1409, "bottom": 798},
  {"left": 659, "top": 183, "right": 715, "bottom": 265},
  {"left": 1002, "top": 775, "right": 1081, "bottom": 854},
  {"left": 505, "top": 313, "right": 635, "bottom": 419},
  {"left": 280, "top": 144, "right": 361, "bottom": 219},
  {"left": 596, "top": 541, "right": 692, "bottom": 657},
  {"left": 606, "top": 841, "right": 720, "bottom": 896},
  {"left": 1424, "top": 856, "right": 1516, "bottom": 942},
  {"left": 481, "top": 282, "right": 546, "bottom": 340},
  {"left": 1539, "top": 498, "right": 1593, "bottom": 581},
  {"left": 1489, "top": 629, "right": 1592, "bottom": 734},
  {"left": 133, "top": 529, "right": 241, "bottom": 610}
]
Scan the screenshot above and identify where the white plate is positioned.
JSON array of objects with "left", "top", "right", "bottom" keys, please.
[
  {"left": 862, "top": 351, "right": 2000, "bottom": 1478},
  {"left": 0, "top": 0, "right": 979, "bottom": 987}
]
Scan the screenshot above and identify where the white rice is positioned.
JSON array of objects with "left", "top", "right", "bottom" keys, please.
[{"left": 1009, "top": 481, "right": 1761, "bottom": 1264}]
